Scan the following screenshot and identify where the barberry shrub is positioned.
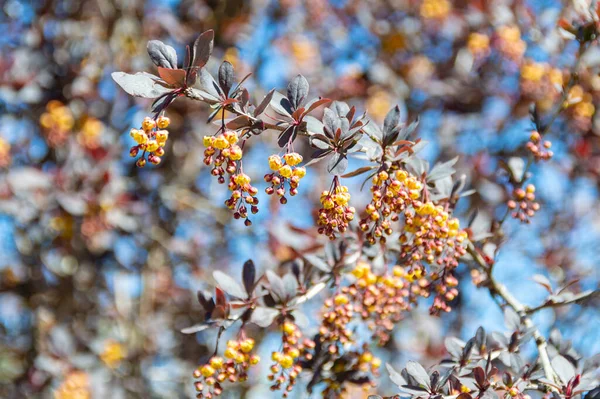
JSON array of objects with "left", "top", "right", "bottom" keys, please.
[{"left": 112, "top": 22, "right": 600, "bottom": 399}]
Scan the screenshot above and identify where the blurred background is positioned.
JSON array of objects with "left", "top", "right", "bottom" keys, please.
[{"left": 1, "top": 0, "right": 599, "bottom": 397}]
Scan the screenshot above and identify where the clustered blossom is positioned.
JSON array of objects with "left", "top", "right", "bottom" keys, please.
[
  {"left": 129, "top": 116, "right": 170, "bottom": 167},
  {"left": 226, "top": 173, "right": 259, "bottom": 226},
  {"left": 268, "top": 322, "right": 314, "bottom": 397},
  {"left": 508, "top": 184, "right": 540, "bottom": 223},
  {"left": 520, "top": 60, "right": 563, "bottom": 110},
  {"left": 53, "top": 371, "right": 90, "bottom": 399},
  {"left": 359, "top": 169, "right": 423, "bottom": 244},
  {"left": 495, "top": 25, "right": 526, "bottom": 61},
  {"left": 264, "top": 153, "right": 307, "bottom": 204},
  {"left": 193, "top": 338, "right": 260, "bottom": 399},
  {"left": 40, "top": 100, "right": 74, "bottom": 147},
  {"left": 398, "top": 201, "right": 467, "bottom": 315},
  {"left": 203, "top": 131, "right": 244, "bottom": 184},
  {"left": 317, "top": 184, "right": 355, "bottom": 240},
  {"left": 526, "top": 130, "right": 553, "bottom": 161},
  {"left": 318, "top": 293, "right": 355, "bottom": 350},
  {"left": 347, "top": 262, "right": 410, "bottom": 345}
]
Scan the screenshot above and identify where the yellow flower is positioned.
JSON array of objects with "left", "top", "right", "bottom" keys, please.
[
  {"left": 146, "top": 140, "right": 159, "bottom": 153},
  {"left": 155, "top": 130, "right": 168, "bottom": 143},
  {"left": 293, "top": 167, "right": 306, "bottom": 179},
  {"left": 201, "top": 365, "right": 215, "bottom": 377},
  {"left": 283, "top": 152, "right": 303, "bottom": 166},
  {"left": 268, "top": 155, "right": 283, "bottom": 171},
  {"left": 214, "top": 135, "right": 230, "bottom": 150},
  {"left": 100, "top": 340, "right": 126, "bottom": 368},
  {"left": 234, "top": 173, "right": 251, "bottom": 186},
  {"left": 142, "top": 117, "right": 156, "bottom": 132},
  {"left": 224, "top": 131, "right": 238, "bottom": 145},
  {"left": 282, "top": 322, "right": 296, "bottom": 335},
  {"left": 157, "top": 116, "right": 170, "bottom": 129},
  {"left": 334, "top": 294, "right": 349, "bottom": 305},
  {"left": 203, "top": 136, "right": 215, "bottom": 147},
  {"left": 279, "top": 355, "right": 294, "bottom": 369},
  {"left": 229, "top": 145, "right": 243, "bottom": 160},
  {"left": 240, "top": 339, "right": 254, "bottom": 353},
  {"left": 279, "top": 165, "right": 293, "bottom": 178},
  {"left": 209, "top": 357, "right": 224, "bottom": 369}
]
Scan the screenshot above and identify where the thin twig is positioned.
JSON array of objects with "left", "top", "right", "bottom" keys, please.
[{"left": 525, "top": 289, "right": 599, "bottom": 315}]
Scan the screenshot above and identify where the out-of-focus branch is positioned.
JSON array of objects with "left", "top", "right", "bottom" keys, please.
[{"left": 466, "top": 242, "right": 559, "bottom": 388}]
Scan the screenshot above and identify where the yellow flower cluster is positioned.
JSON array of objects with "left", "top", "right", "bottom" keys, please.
[
  {"left": 519, "top": 60, "right": 563, "bottom": 110},
  {"left": 269, "top": 322, "right": 313, "bottom": 396},
  {"left": 264, "top": 153, "right": 307, "bottom": 203},
  {"left": 467, "top": 33, "right": 490, "bottom": 57},
  {"left": 77, "top": 118, "right": 104, "bottom": 150},
  {"left": 129, "top": 116, "right": 170, "bottom": 167},
  {"left": 420, "top": 0, "right": 451, "bottom": 19},
  {"left": 100, "top": 339, "right": 126, "bottom": 368},
  {"left": 0, "top": 137, "right": 11, "bottom": 168},
  {"left": 194, "top": 338, "right": 260, "bottom": 398},
  {"left": 346, "top": 262, "right": 412, "bottom": 344},
  {"left": 203, "top": 131, "right": 243, "bottom": 183},
  {"left": 40, "top": 100, "right": 74, "bottom": 147},
  {"left": 317, "top": 185, "right": 355, "bottom": 240},
  {"left": 496, "top": 25, "right": 526, "bottom": 61},
  {"left": 568, "top": 85, "right": 596, "bottom": 119},
  {"left": 360, "top": 169, "right": 423, "bottom": 244},
  {"left": 53, "top": 371, "right": 90, "bottom": 399},
  {"left": 226, "top": 173, "right": 259, "bottom": 226}
]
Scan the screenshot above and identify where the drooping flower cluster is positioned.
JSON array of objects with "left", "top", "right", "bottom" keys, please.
[
  {"left": 264, "top": 153, "right": 307, "bottom": 204},
  {"left": 346, "top": 262, "right": 410, "bottom": 345},
  {"left": 400, "top": 201, "right": 467, "bottom": 270},
  {"left": 318, "top": 293, "right": 355, "bottom": 350},
  {"left": 397, "top": 201, "right": 467, "bottom": 315},
  {"left": 129, "top": 116, "right": 170, "bottom": 167},
  {"left": 508, "top": 184, "right": 540, "bottom": 223},
  {"left": 193, "top": 338, "right": 260, "bottom": 398},
  {"left": 526, "top": 131, "right": 553, "bottom": 161},
  {"left": 226, "top": 173, "right": 259, "bottom": 226},
  {"left": 317, "top": 184, "right": 355, "bottom": 240},
  {"left": 359, "top": 169, "right": 423, "bottom": 244},
  {"left": 203, "top": 131, "right": 244, "bottom": 184},
  {"left": 269, "top": 321, "right": 314, "bottom": 397}
]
